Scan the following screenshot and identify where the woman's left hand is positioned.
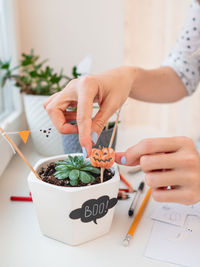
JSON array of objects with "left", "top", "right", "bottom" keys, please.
[{"left": 115, "top": 137, "right": 200, "bottom": 205}]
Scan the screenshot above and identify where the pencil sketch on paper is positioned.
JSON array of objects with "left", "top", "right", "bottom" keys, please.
[
  {"left": 145, "top": 204, "right": 200, "bottom": 267},
  {"left": 174, "top": 215, "right": 200, "bottom": 241},
  {"left": 151, "top": 204, "right": 188, "bottom": 226}
]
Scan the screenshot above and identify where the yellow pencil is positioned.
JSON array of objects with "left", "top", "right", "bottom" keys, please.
[{"left": 123, "top": 187, "right": 152, "bottom": 246}]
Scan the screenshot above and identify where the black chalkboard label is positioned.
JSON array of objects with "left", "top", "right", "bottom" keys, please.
[{"left": 69, "top": 195, "right": 118, "bottom": 224}]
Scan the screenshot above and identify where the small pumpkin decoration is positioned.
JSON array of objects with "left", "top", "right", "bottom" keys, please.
[{"left": 90, "top": 147, "right": 115, "bottom": 169}]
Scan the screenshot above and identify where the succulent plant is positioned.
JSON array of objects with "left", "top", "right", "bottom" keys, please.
[{"left": 54, "top": 155, "right": 100, "bottom": 186}]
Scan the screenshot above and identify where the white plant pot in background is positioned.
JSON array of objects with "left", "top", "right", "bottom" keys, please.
[
  {"left": 28, "top": 154, "right": 120, "bottom": 246},
  {"left": 23, "top": 94, "right": 64, "bottom": 156}
]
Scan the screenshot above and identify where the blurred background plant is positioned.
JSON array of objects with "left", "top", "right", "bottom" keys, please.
[
  {"left": 0, "top": 49, "right": 81, "bottom": 95},
  {"left": 0, "top": 49, "right": 118, "bottom": 156}
]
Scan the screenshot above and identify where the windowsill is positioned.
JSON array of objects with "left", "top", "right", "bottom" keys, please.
[
  {"left": 0, "top": 110, "right": 13, "bottom": 122},
  {"left": 0, "top": 104, "right": 27, "bottom": 177},
  {"left": 0, "top": 109, "right": 21, "bottom": 128}
]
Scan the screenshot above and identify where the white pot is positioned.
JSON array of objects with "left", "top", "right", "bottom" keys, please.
[
  {"left": 23, "top": 94, "right": 64, "bottom": 156},
  {"left": 28, "top": 154, "right": 120, "bottom": 246}
]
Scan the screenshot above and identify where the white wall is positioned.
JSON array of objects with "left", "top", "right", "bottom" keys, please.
[
  {"left": 15, "top": 0, "right": 124, "bottom": 75},
  {"left": 123, "top": 0, "right": 200, "bottom": 140}
]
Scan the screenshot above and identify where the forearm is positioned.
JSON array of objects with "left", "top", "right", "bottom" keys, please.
[
  {"left": 129, "top": 66, "right": 188, "bottom": 103},
  {"left": 97, "top": 65, "right": 187, "bottom": 104}
]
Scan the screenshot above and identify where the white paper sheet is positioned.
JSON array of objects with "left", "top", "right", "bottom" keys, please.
[{"left": 146, "top": 203, "right": 200, "bottom": 267}]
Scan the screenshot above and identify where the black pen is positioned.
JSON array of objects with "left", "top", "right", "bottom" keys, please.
[{"left": 128, "top": 182, "right": 145, "bottom": 217}]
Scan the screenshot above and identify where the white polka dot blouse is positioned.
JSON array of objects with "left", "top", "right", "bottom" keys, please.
[{"left": 162, "top": 0, "right": 200, "bottom": 95}]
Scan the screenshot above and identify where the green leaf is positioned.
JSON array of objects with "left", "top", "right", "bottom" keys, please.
[
  {"left": 77, "top": 156, "right": 84, "bottom": 164},
  {"left": 70, "top": 179, "right": 78, "bottom": 186},
  {"left": 1, "top": 62, "right": 10, "bottom": 69},
  {"left": 73, "top": 155, "right": 78, "bottom": 162},
  {"left": 56, "top": 165, "right": 75, "bottom": 172},
  {"left": 55, "top": 161, "right": 67, "bottom": 165},
  {"left": 30, "top": 70, "right": 37, "bottom": 78},
  {"left": 80, "top": 171, "right": 91, "bottom": 184},
  {"left": 50, "top": 74, "right": 61, "bottom": 84},
  {"left": 89, "top": 174, "right": 95, "bottom": 183},
  {"left": 69, "top": 170, "right": 80, "bottom": 180},
  {"left": 72, "top": 155, "right": 84, "bottom": 169},
  {"left": 66, "top": 163, "right": 76, "bottom": 169},
  {"left": 68, "top": 155, "right": 74, "bottom": 163},
  {"left": 35, "top": 59, "right": 48, "bottom": 70},
  {"left": 80, "top": 166, "right": 100, "bottom": 174},
  {"left": 55, "top": 165, "right": 68, "bottom": 171},
  {"left": 54, "top": 170, "right": 70, "bottom": 180},
  {"left": 21, "top": 75, "right": 30, "bottom": 84},
  {"left": 83, "top": 160, "right": 92, "bottom": 167},
  {"left": 55, "top": 162, "right": 70, "bottom": 167},
  {"left": 72, "top": 66, "right": 81, "bottom": 78}
]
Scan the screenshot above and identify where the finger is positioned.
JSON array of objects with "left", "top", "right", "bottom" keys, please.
[
  {"left": 91, "top": 98, "right": 119, "bottom": 145},
  {"left": 115, "top": 137, "right": 182, "bottom": 166},
  {"left": 48, "top": 106, "right": 78, "bottom": 133},
  {"left": 46, "top": 99, "right": 78, "bottom": 134},
  {"left": 152, "top": 188, "right": 192, "bottom": 205},
  {"left": 45, "top": 82, "right": 79, "bottom": 133},
  {"left": 43, "top": 93, "right": 59, "bottom": 109},
  {"left": 115, "top": 152, "right": 140, "bottom": 166},
  {"left": 64, "top": 111, "right": 77, "bottom": 122},
  {"left": 140, "top": 153, "right": 178, "bottom": 172},
  {"left": 76, "top": 78, "right": 100, "bottom": 156},
  {"left": 145, "top": 170, "right": 186, "bottom": 188}
]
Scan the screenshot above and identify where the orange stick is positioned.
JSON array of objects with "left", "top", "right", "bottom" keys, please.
[
  {"left": 100, "top": 108, "right": 121, "bottom": 183},
  {"left": 100, "top": 167, "right": 104, "bottom": 183},
  {"left": 123, "top": 188, "right": 152, "bottom": 246},
  {"left": 0, "top": 127, "right": 41, "bottom": 180},
  {"left": 120, "top": 173, "right": 134, "bottom": 192},
  {"left": 105, "top": 122, "right": 109, "bottom": 131},
  {"left": 109, "top": 108, "right": 121, "bottom": 149}
]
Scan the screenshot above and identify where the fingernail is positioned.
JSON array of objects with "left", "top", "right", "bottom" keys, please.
[
  {"left": 82, "top": 147, "right": 87, "bottom": 158},
  {"left": 121, "top": 156, "right": 126, "bottom": 165},
  {"left": 91, "top": 131, "right": 98, "bottom": 144}
]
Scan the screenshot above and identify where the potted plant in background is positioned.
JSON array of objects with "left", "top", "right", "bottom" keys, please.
[
  {"left": 0, "top": 50, "right": 77, "bottom": 156},
  {"left": 28, "top": 154, "right": 119, "bottom": 246},
  {"left": 0, "top": 51, "right": 119, "bottom": 156}
]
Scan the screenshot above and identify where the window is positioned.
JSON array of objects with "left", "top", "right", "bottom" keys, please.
[
  {"left": 0, "top": 84, "right": 14, "bottom": 121},
  {"left": 0, "top": 0, "right": 14, "bottom": 121},
  {"left": 0, "top": 89, "right": 3, "bottom": 115},
  {"left": 0, "top": 0, "right": 24, "bottom": 177}
]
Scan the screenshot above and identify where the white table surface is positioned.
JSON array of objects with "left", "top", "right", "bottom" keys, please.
[{"left": 0, "top": 125, "right": 176, "bottom": 267}]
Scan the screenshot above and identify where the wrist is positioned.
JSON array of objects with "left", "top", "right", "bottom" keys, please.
[
  {"left": 128, "top": 66, "right": 142, "bottom": 98},
  {"left": 94, "top": 66, "right": 137, "bottom": 97}
]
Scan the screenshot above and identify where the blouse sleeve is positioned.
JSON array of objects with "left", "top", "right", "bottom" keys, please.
[{"left": 162, "top": 0, "right": 200, "bottom": 95}]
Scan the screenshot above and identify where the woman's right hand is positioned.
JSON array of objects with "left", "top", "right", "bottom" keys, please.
[{"left": 44, "top": 67, "right": 134, "bottom": 157}]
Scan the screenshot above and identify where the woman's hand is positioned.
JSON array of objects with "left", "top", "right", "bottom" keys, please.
[
  {"left": 44, "top": 67, "right": 134, "bottom": 157},
  {"left": 115, "top": 137, "right": 200, "bottom": 205}
]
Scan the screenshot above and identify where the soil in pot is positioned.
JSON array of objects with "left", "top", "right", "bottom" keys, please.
[{"left": 38, "top": 162, "right": 115, "bottom": 187}]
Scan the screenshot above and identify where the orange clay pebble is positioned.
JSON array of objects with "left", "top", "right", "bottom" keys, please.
[{"left": 90, "top": 148, "right": 115, "bottom": 169}]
